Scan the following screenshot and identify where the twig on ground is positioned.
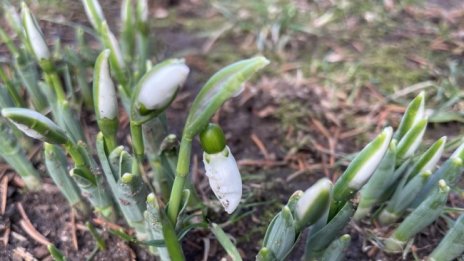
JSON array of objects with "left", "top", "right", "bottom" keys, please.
[
  {"left": 1, "top": 175, "right": 9, "bottom": 215},
  {"left": 71, "top": 209, "right": 78, "bottom": 250},
  {"left": 17, "top": 202, "right": 51, "bottom": 246}
]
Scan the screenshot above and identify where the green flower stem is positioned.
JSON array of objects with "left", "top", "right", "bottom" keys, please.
[
  {"left": 130, "top": 122, "right": 144, "bottom": 161},
  {"left": 64, "top": 141, "right": 87, "bottom": 169},
  {"left": 43, "top": 70, "right": 66, "bottom": 102},
  {"left": 167, "top": 137, "right": 192, "bottom": 223},
  {"left": 136, "top": 32, "right": 148, "bottom": 76}
]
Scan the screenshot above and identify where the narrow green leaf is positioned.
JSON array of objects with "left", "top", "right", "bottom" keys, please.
[
  {"left": 183, "top": 56, "right": 269, "bottom": 138},
  {"left": 429, "top": 214, "right": 464, "bottom": 261},
  {"left": 210, "top": 223, "right": 243, "bottom": 261},
  {"left": 2, "top": 107, "right": 68, "bottom": 144}
]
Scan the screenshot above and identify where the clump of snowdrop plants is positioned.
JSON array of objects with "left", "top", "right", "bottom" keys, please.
[{"left": 0, "top": 1, "right": 463, "bottom": 260}]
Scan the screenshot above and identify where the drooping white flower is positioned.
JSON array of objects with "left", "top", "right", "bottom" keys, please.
[
  {"left": 203, "top": 146, "right": 242, "bottom": 214},
  {"left": 137, "top": 62, "right": 189, "bottom": 111}
]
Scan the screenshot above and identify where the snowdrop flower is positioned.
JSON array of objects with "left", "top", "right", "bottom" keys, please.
[
  {"left": 131, "top": 59, "right": 189, "bottom": 124},
  {"left": 200, "top": 123, "right": 242, "bottom": 214},
  {"left": 295, "top": 178, "right": 332, "bottom": 229},
  {"left": 21, "top": 3, "right": 50, "bottom": 61},
  {"left": 82, "top": 0, "right": 106, "bottom": 32},
  {"left": 93, "top": 50, "right": 118, "bottom": 121}
]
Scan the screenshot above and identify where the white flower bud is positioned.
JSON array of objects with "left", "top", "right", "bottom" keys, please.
[
  {"left": 22, "top": 3, "right": 50, "bottom": 60},
  {"left": 295, "top": 178, "right": 332, "bottom": 228},
  {"left": 348, "top": 127, "right": 393, "bottom": 189},
  {"left": 95, "top": 50, "right": 117, "bottom": 119},
  {"left": 82, "top": 0, "right": 105, "bottom": 31},
  {"left": 137, "top": 62, "right": 189, "bottom": 111},
  {"left": 203, "top": 146, "right": 242, "bottom": 214}
]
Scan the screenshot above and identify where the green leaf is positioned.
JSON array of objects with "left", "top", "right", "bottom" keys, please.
[
  {"left": 183, "top": 56, "right": 269, "bottom": 138},
  {"left": 2, "top": 107, "right": 68, "bottom": 144},
  {"left": 210, "top": 223, "right": 243, "bottom": 261},
  {"left": 262, "top": 206, "right": 296, "bottom": 260},
  {"left": 429, "top": 214, "right": 464, "bottom": 261},
  {"left": 321, "top": 234, "right": 351, "bottom": 261}
]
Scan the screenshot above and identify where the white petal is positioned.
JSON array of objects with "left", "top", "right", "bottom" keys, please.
[
  {"left": 203, "top": 146, "right": 242, "bottom": 214},
  {"left": 138, "top": 63, "right": 189, "bottom": 110}
]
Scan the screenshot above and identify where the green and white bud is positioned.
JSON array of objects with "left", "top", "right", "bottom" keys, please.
[
  {"left": 93, "top": 49, "right": 118, "bottom": 150},
  {"left": 82, "top": 0, "right": 105, "bottom": 31},
  {"left": 396, "top": 119, "right": 428, "bottom": 160},
  {"left": 21, "top": 3, "right": 50, "bottom": 61},
  {"left": 131, "top": 59, "right": 189, "bottom": 124},
  {"left": 406, "top": 136, "right": 446, "bottom": 182},
  {"left": 2, "top": 108, "right": 68, "bottom": 144},
  {"left": 101, "top": 22, "right": 125, "bottom": 70},
  {"left": 329, "top": 127, "right": 392, "bottom": 219},
  {"left": 94, "top": 49, "right": 118, "bottom": 120},
  {"left": 4, "top": 3, "right": 22, "bottom": 34},
  {"left": 394, "top": 91, "right": 425, "bottom": 140},
  {"left": 295, "top": 178, "right": 332, "bottom": 230}
]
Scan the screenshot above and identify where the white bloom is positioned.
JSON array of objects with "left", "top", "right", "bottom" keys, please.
[
  {"left": 203, "top": 146, "right": 242, "bottom": 214},
  {"left": 22, "top": 4, "right": 50, "bottom": 60},
  {"left": 348, "top": 127, "right": 393, "bottom": 189},
  {"left": 137, "top": 63, "right": 189, "bottom": 111},
  {"left": 97, "top": 50, "right": 117, "bottom": 119}
]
